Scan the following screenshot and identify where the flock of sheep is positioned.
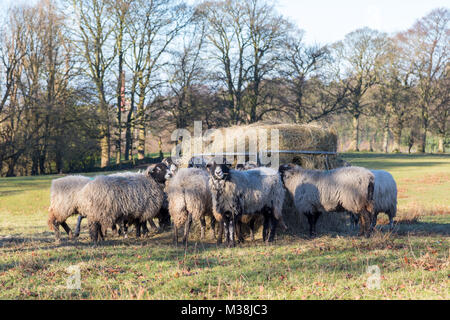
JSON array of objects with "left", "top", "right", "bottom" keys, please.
[{"left": 48, "top": 156, "right": 397, "bottom": 247}]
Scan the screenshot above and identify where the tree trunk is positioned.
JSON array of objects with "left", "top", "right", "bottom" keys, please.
[
  {"left": 137, "top": 125, "right": 146, "bottom": 160},
  {"left": 392, "top": 122, "right": 402, "bottom": 153},
  {"left": 352, "top": 115, "right": 360, "bottom": 152},
  {"left": 100, "top": 133, "right": 110, "bottom": 168},
  {"left": 438, "top": 134, "right": 445, "bottom": 153},
  {"left": 418, "top": 108, "right": 428, "bottom": 153},
  {"left": 382, "top": 115, "right": 389, "bottom": 153},
  {"left": 6, "top": 158, "right": 16, "bottom": 177}
]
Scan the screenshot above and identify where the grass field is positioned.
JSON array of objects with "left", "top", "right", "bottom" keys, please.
[{"left": 0, "top": 153, "right": 448, "bottom": 299}]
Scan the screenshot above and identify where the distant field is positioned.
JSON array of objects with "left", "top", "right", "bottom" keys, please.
[{"left": 0, "top": 153, "right": 448, "bottom": 299}]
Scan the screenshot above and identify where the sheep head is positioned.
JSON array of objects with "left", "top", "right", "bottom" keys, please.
[
  {"left": 206, "top": 160, "right": 231, "bottom": 181},
  {"left": 146, "top": 163, "right": 170, "bottom": 183}
]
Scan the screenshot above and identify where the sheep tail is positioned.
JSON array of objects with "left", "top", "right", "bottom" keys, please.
[{"left": 47, "top": 208, "right": 57, "bottom": 231}]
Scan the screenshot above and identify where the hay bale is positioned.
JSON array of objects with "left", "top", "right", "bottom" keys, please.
[{"left": 176, "top": 121, "right": 340, "bottom": 170}]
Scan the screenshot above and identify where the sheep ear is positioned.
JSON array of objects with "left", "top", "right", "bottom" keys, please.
[
  {"left": 206, "top": 160, "right": 215, "bottom": 170},
  {"left": 278, "top": 164, "right": 291, "bottom": 174}
]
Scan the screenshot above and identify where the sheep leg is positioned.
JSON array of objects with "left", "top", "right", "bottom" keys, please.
[
  {"left": 52, "top": 220, "right": 61, "bottom": 242},
  {"left": 358, "top": 211, "right": 372, "bottom": 238},
  {"left": 141, "top": 221, "right": 149, "bottom": 236},
  {"left": 88, "top": 221, "right": 100, "bottom": 244},
  {"left": 228, "top": 217, "right": 236, "bottom": 247},
  {"left": 173, "top": 225, "right": 179, "bottom": 245},
  {"left": 99, "top": 225, "right": 105, "bottom": 241},
  {"left": 135, "top": 221, "right": 141, "bottom": 238},
  {"left": 305, "top": 212, "right": 320, "bottom": 238},
  {"left": 74, "top": 215, "right": 84, "bottom": 238},
  {"left": 60, "top": 222, "right": 73, "bottom": 239},
  {"left": 158, "top": 209, "right": 171, "bottom": 231},
  {"left": 112, "top": 223, "right": 118, "bottom": 235},
  {"left": 200, "top": 217, "right": 206, "bottom": 240},
  {"left": 148, "top": 219, "right": 159, "bottom": 232},
  {"left": 216, "top": 221, "right": 224, "bottom": 245},
  {"left": 262, "top": 212, "right": 270, "bottom": 242},
  {"left": 248, "top": 218, "right": 255, "bottom": 242},
  {"left": 235, "top": 219, "right": 244, "bottom": 243},
  {"left": 182, "top": 214, "right": 192, "bottom": 245},
  {"left": 267, "top": 215, "right": 278, "bottom": 243},
  {"left": 223, "top": 219, "right": 230, "bottom": 245},
  {"left": 387, "top": 211, "right": 394, "bottom": 230},
  {"left": 121, "top": 220, "right": 128, "bottom": 238},
  {"left": 370, "top": 212, "right": 379, "bottom": 230},
  {"left": 210, "top": 216, "right": 216, "bottom": 240}
]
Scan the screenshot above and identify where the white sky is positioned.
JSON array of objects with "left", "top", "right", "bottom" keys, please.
[
  {"left": 1, "top": 0, "right": 448, "bottom": 44},
  {"left": 276, "top": 0, "right": 449, "bottom": 45}
]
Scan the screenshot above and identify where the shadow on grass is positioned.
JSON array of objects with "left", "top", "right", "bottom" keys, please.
[{"left": 396, "top": 221, "right": 450, "bottom": 236}]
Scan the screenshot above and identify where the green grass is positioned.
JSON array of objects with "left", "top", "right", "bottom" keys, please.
[{"left": 0, "top": 153, "right": 449, "bottom": 299}]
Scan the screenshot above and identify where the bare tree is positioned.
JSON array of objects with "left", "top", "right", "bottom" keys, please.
[
  {"left": 198, "top": 0, "right": 251, "bottom": 125},
  {"left": 430, "top": 63, "right": 449, "bottom": 152},
  {"left": 397, "top": 8, "right": 449, "bottom": 153},
  {"left": 71, "top": 0, "right": 117, "bottom": 167},
  {"left": 332, "top": 28, "right": 389, "bottom": 151},
  {"left": 165, "top": 13, "right": 207, "bottom": 128},
  {"left": 123, "top": 0, "right": 188, "bottom": 160}
]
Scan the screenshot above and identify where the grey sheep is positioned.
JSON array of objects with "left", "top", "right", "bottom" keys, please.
[
  {"left": 48, "top": 175, "right": 91, "bottom": 241},
  {"left": 207, "top": 161, "right": 285, "bottom": 247},
  {"left": 350, "top": 169, "right": 397, "bottom": 230},
  {"left": 73, "top": 165, "right": 171, "bottom": 238},
  {"left": 77, "top": 171, "right": 164, "bottom": 244},
  {"left": 279, "top": 164, "right": 375, "bottom": 237},
  {"left": 167, "top": 167, "right": 216, "bottom": 245}
]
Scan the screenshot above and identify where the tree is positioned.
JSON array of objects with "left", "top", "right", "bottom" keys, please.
[
  {"left": 243, "top": 0, "right": 290, "bottom": 123},
  {"left": 430, "top": 63, "right": 449, "bottom": 152},
  {"left": 123, "top": 0, "right": 188, "bottom": 160},
  {"left": 397, "top": 8, "right": 449, "bottom": 153},
  {"left": 199, "top": 0, "right": 250, "bottom": 125},
  {"left": 71, "top": 0, "right": 117, "bottom": 167},
  {"left": 332, "top": 28, "right": 389, "bottom": 151},
  {"left": 165, "top": 13, "right": 207, "bottom": 129}
]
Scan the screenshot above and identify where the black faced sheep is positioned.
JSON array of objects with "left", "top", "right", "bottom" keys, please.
[
  {"left": 279, "top": 164, "right": 375, "bottom": 238},
  {"left": 207, "top": 161, "right": 285, "bottom": 247}
]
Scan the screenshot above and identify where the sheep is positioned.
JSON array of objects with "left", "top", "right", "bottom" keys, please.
[
  {"left": 187, "top": 156, "right": 212, "bottom": 169},
  {"left": 235, "top": 161, "right": 259, "bottom": 171},
  {"left": 77, "top": 171, "right": 164, "bottom": 244},
  {"left": 234, "top": 161, "right": 263, "bottom": 242},
  {"left": 206, "top": 161, "right": 285, "bottom": 247},
  {"left": 279, "top": 164, "right": 375, "bottom": 238},
  {"left": 74, "top": 164, "right": 173, "bottom": 238},
  {"left": 166, "top": 167, "right": 216, "bottom": 245},
  {"left": 48, "top": 175, "right": 91, "bottom": 242},
  {"left": 144, "top": 163, "right": 172, "bottom": 231},
  {"left": 349, "top": 169, "right": 397, "bottom": 230}
]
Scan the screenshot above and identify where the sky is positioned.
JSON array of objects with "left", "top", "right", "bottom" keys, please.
[
  {"left": 1, "top": 0, "right": 448, "bottom": 44},
  {"left": 276, "top": 0, "right": 449, "bottom": 45}
]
